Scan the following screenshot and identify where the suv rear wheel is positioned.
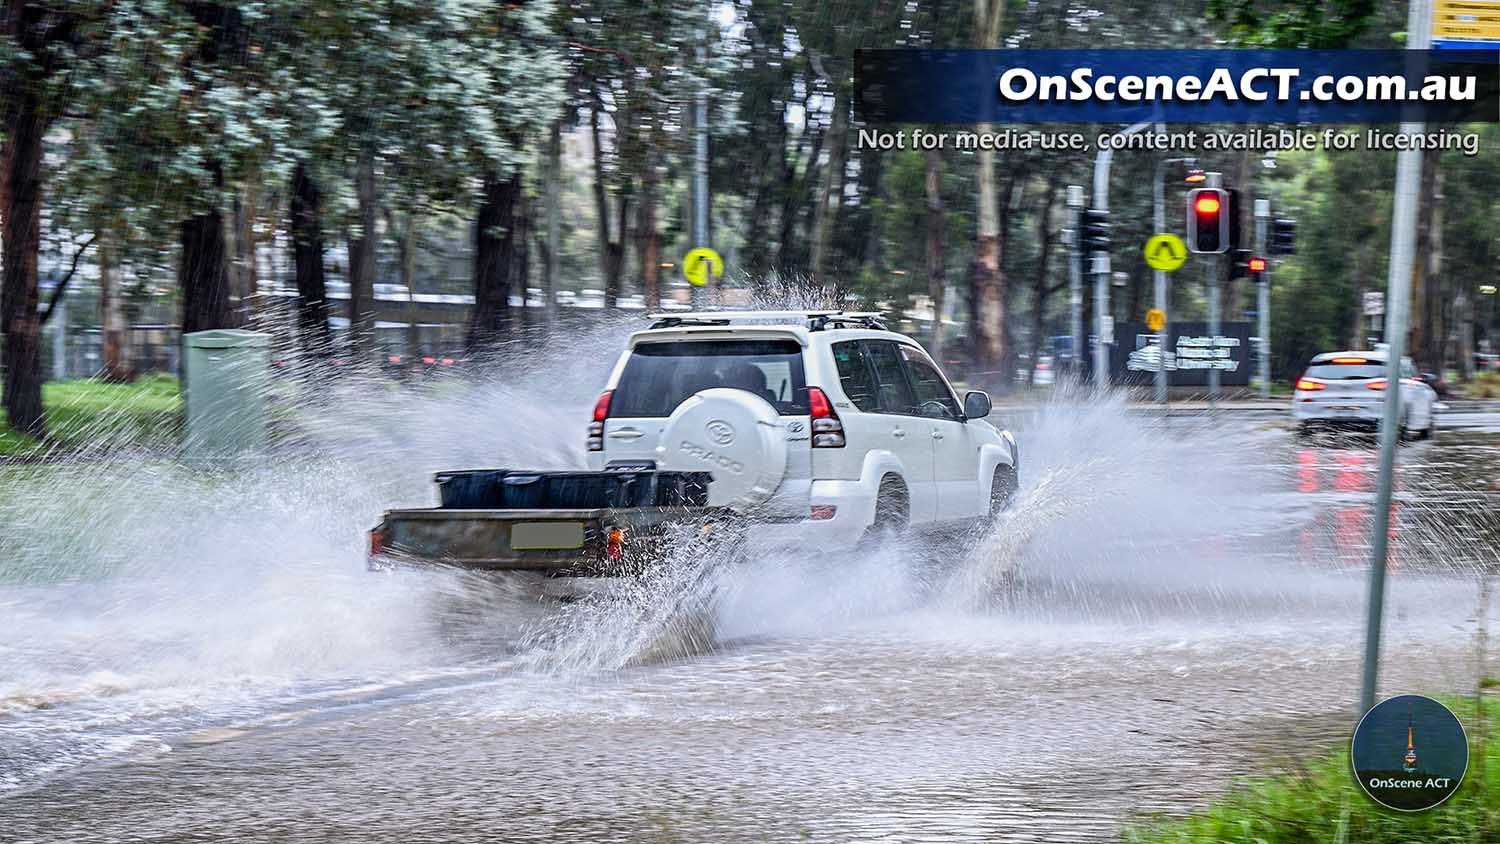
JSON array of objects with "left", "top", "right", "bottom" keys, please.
[{"left": 860, "top": 476, "right": 909, "bottom": 549}]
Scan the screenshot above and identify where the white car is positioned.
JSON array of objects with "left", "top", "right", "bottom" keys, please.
[
  {"left": 585, "top": 310, "right": 1019, "bottom": 546},
  {"left": 1292, "top": 350, "right": 1437, "bottom": 439}
]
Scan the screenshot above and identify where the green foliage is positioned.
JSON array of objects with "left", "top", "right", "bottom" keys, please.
[
  {"left": 0, "top": 374, "right": 181, "bottom": 458},
  {"left": 1206, "top": 0, "right": 1381, "bottom": 48},
  {"left": 1128, "top": 697, "right": 1500, "bottom": 843}
]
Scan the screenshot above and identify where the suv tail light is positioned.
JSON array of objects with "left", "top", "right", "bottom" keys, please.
[
  {"left": 1294, "top": 377, "right": 1326, "bottom": 392},
  {"left": 1366, "top": 379, "right": 1387, "bottom": 391},
  {"left": 588, "top": 390, "right": 612, "bottom": 451},
  {"left": 807, "top": 387, "right": 845, "bottom": 448}
]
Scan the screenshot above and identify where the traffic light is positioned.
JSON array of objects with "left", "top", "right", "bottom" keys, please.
[
  {"left": 1081, "top": 209, "right": 1111, "bottom": 252},
  {"left": 1187, "top": 188, "right": 1229, "bottom": 254},
  {"left": 1270, "top": 218, "right": 1297, "bottom": 255},
  {"left": 1248, "top": 256, "right": 1267, "bottom": 273},
  {"left": 1228, "top": 248, "right": 1252, "bottom": 279}
]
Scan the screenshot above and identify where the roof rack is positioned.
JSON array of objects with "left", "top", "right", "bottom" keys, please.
[{"left": 646, "top": 309, "right": 888, "bottom": 332}]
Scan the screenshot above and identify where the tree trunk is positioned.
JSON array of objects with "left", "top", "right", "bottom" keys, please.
[
  {"left": 809, "top": 88, "right": 848, "bottom": 294},
  {"left": 395, "top": 210, "right": 419, "bottom": 360},
  {"left": 1, "top": 89, "right": 47, "bottom": 437},
  {"left": 589, "top": 95, "right": 627, "bottom": 308},
  {"left": 98, "top": 240, "right": 134, "bottom": 382},
  {"left": 970, "top": 0, "right": 1005, "bottom": 387},
  {"left": 512, "top": 191, "right": 531, "bottom": 330},
  {"left": 179, "top": 208, "right": 231, "bottom": 336},
  {"left": 1028, "top": 179, "right": 1060, "bottom": 386},
  {"left": 467, "top": 171, "right": 520, "bottom": 354},
  {"left": 925, "top": 150, "right": 947, "bottom": 364},
  {"left": 347, "top": 149, "right": 378, "bottom": 364},
  {"left": 1424, "top": 166, "right": 1445, "bottom": 380},
  {"left": 1457, "top": 289, "right": 1475, "bottom": 382},
  {"left": 290, "top": 162, "right": 331, "bottom": 354},
  {"left": 230, "top": 181, "right": 258, "bottom": 325},
  {"left": 636, "top": 163, "right": 661, "bottom": 310},
  {"left": 543, "top": 118, "right": 561, "bottom": 324},
  {"left": 1409, "top": 147, "right": 1441, "bottom": 378}
]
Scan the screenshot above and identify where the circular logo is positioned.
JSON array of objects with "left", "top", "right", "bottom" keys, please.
[
  {"left": 705, "top": 420, "right": 736, "bottom": 446},
  {"left": 1351, "top": 694, "right": 1468, "bottom": 812}
]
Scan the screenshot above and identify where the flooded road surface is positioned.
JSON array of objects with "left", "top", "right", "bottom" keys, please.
[{"left": 2, "top": 393, "right": 1497, "bottom": 843}]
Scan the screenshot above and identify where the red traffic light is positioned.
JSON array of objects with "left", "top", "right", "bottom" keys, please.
[
  {"left": 1194, "top": 195, "right": 1221, "bottom": 215},
  {"left": 1248, "top": 257, "right": 1267, "bottom": 272}
]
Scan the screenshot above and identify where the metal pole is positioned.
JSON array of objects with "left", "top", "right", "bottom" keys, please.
[
  {"left": 1091, "top": 122, "right": 1151, "bottom": 391},
  {"left": 52, "top": 287, "right": 67, "bottom": 381},
  {"left": 1208, "top": 257, "right": 1220, "bottom": 406},
  {"left": 691, "top": 28, "right": 710, "bottom": 307},
  {"left": 1255, "top": 199, "right": 1271, "bottom": 399},
  {"left": 1067, "top": 185, "right": 1084, "bottom": 379},
  {"left": 1203, "top": 171, "right": 1223, "bottom": 407},
  {"left": 1153, "top": 157, "right": 1169, "bottom": 404},
  {"left": 1361, "top": 0, "right": 1431, "bottom": 716}
]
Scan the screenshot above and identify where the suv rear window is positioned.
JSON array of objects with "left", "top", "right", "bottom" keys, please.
[{"left": 612, "top": 339, "right": 808, "bottom": 417}]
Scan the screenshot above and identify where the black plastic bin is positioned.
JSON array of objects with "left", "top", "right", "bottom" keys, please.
[{"left": 435, "top": 469, "right": 710, "bottom": 510}]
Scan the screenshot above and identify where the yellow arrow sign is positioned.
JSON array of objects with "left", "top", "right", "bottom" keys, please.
[
  {"left": 1145, "top": 308, "right": 1167, "bottom": 332},
  {"left": 1143, "top": 233, "right": 1188, "bottom": 272},
  {"left": 683, "top": 247, "right": 724, "bottom": 287}
]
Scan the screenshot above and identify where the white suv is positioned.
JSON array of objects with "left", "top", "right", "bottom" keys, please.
[{"left": 585, "top": 310, "right": 1019, "bottom": 546}]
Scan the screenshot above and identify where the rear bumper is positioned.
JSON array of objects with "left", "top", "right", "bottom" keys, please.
[
  {"left": 1292, "top": 399, "right": 1383, "bottom": 423},
  {"left": 747, "top": 479, "right": 876, "bottom": 549}
]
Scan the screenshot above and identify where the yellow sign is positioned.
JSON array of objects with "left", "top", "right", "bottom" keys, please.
[
  {"left": 1143, "top": 234, "right": 1188, "bottom": 272},
  {"left": 1145, "top": 308, "right": 1167, "bottom": 332},
  {"left": 683, "top": 247, "right": 724, "bottom": 287},
  {"left": 1434, "top": 1, "right": 1500, "bottom": 42}
]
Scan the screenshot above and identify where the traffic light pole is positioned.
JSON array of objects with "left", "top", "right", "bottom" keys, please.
[
  {"left": 1067, "top": 186, "right": 1084, "bottom": 379},
  {"left": 1207, "top": 257, "right": 1220, "bottom": 407},
  {"left": 1152, "top": 159, "right": 1169, "bottom": 405},
  {"left": 1090, "top": 122, "right": 1150, "bottom": 391},
  {"left": 1255, "top": 200, "right": 1271, "bottom": 399}
]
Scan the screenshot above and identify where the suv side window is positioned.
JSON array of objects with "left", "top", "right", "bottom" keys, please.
[
  {"left": 862, "top": 340, "right": 918, "bottom": 415},
  {"left": 832, "top": 341, "right": 878, "bottom": 412},
  {"left": 897, "top": 344, "right": 961, "bottom": 419}
]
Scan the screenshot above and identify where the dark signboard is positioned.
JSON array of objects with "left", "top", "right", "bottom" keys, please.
[{"left": 1111, "top": 321, "right": 1252, "bottom": 387}]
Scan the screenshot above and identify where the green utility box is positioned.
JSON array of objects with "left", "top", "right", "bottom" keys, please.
[{"left": 183, "top": 329, "right": 271, "bottom": 461}]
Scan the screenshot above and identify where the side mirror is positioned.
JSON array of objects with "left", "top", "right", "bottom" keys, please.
[{"left": 963, "top": 390, "right": 992, "bottom": 419}]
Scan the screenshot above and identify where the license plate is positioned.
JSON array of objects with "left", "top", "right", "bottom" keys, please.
[
  {"left": 1329, "top": 405, "right": 1361, "bottom": 411},
  {"left": 510, "top": 521, "right": 585, "bottom": 550}
]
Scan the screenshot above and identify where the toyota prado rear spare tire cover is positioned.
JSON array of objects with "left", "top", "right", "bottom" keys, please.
[{"left": 655, "top": 388, "right": 787, "bottom": 511}]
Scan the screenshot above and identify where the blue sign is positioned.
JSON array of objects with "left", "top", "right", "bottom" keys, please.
[{"left": 855, "top": 49, "right": 1499, "bottom": 123}]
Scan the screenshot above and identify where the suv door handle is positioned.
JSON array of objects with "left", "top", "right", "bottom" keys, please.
[
  {"left": 891, "top": 427, "right": 906, "bottom": 439},
  {"left": 608, "top": 428, "right": 645, "bottom": 441},
  {"left": 931, "top": 430, "right": 945, "bottom": 440}
]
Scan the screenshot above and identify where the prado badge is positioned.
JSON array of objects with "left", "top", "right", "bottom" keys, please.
[{"left": 1351, "top": 694, "right": 1468, "bottom": 812}]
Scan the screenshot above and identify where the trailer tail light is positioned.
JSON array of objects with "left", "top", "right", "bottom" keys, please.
[
  {"left": 606, "top": 527, "right": 627, "bottom": 561},
  {"left": 369, "top": 526, "right": 388, "bottom": 557},
  {"left": 588, "top": 390, "right": 612, "bottom": 452},
  {"left": 1294, "top": 378, "right": 1326, "bottom": 392},
  {"left": 807, "top": 387, "right": 845, "bottom": 448},
  {"left": 1367, "top": 379, "right": 1388, "bottom": 391}
]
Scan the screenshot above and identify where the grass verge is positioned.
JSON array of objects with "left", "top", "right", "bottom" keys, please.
[
  {"left": 0, "top": 374, "right": 181, "bottom": 458},
  {"left": 1125, "top": 697, "right": 1500, "bottom": 843}
]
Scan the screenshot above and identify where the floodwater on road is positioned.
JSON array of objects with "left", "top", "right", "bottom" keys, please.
[{"left": 1, "top": 373, "right": 1497, "bottom": 842}]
